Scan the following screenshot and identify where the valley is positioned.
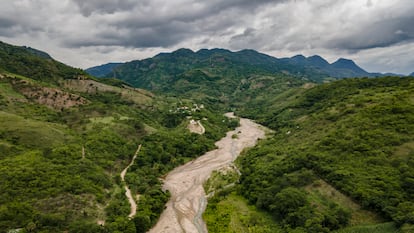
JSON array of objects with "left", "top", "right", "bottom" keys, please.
[
  {"left": 149, "top": 114, "right": 265, "bottom": 233},
  {"left": 0, "top": 40, "right": 413, "bottom": 233}
]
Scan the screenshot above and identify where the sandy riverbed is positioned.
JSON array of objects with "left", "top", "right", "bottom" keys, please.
[{"left": 148, "top": 113, "right": 265, "bottom": 233}]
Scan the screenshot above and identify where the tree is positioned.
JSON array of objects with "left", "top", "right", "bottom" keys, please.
[{"left": 269, "top": 187, "right": 307, "bottom": 217}]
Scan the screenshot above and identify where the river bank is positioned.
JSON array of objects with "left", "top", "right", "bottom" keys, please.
[{"left": 148, "top": 113, "right": 265, "bottom": 233}]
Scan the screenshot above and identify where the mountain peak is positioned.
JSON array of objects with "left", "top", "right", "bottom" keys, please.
[
  {"left": 291, "top": 54, "right": 306, "bottom": 60},
  {"left": 237, "top": 49, "right": 260, "bottom": 54},
  {"left": 332, "top": 58, "right": 359, "bottom": 68},
  {"left": 331, "top": 58, "right": 369, "bottom": 77},
  {"left": 333, "top": 58, "right": 354, "bottom": 64},
  {"left": 172, "top": 48, "right": 194, "bottom": 56},
  {"left": 307, "top": 55, "right": 329, "bottom": 67}
]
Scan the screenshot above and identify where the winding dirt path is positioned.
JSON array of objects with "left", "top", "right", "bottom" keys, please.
[
  {"left": 120, "top": 144, "right": 142, "bottom": 219},
  {"left": 148, "top": 113, "right": 265, "bottom": 233}
]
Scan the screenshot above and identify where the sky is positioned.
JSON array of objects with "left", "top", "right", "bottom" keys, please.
[{"left": 0, "top": 0, "right": 413, "bottom": 74}]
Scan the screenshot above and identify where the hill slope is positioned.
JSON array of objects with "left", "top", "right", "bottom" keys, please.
[
  {"left": 236, "top": 76, "right": 414, "bottom": 232},
  {"left": 0, "top": 41, "right": 237, "bottom": 233},
  {"left": 85, "top": 62, "right": 122, "bottom": 77},
  {"left": 0, "top": 41, "right": 87, "bottom": 84}
]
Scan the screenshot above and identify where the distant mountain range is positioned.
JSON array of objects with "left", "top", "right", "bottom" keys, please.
[
  {"left": 85, "top": 62, "right": 122, "bottom": 78},
  {"left": 86, "top": 48, "right": 402, "bottom": 85}
]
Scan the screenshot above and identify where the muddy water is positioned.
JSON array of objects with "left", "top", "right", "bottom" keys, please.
[{"left": 148, "top": 113, "right": 265, "bottom": 233}]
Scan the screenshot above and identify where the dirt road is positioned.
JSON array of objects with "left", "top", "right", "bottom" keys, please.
[
  {"left": 148, "top": 113, "right": 265, "bottom": 233},
  {"left": 120, "top": 144, "right": 142, "bottom": 219}
]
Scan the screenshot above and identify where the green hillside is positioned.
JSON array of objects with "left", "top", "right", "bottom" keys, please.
[
  {"left": 0, "top": 42, "right": 237, "bottom": 233},
  {"left": 100, "top": 48, "right": 329, "bottom": 98},
  {"left": 0, "top": 41, "right": 87, "bottom": 84},
  {"left": 89, "top": 49, "right": 384, "bottom": 91},
  {"left": 232, "top": 77, "right": 414, "bottom": 232}
]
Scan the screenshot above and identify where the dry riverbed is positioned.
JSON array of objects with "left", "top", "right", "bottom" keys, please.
[{"left": 148, "top": 113, "right": 265, "bottom": 233}]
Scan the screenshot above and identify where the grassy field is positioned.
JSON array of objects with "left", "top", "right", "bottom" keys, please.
[
  {"left": 203, "top": 166, "right": 283, "bottom": 233},
  {"left": 334, "top": 222, "right": 399, "bottom": 233},
  {"left": 204, "top": 192, "right": 283, "bottom": 233},
  {"left": 305, "top": 179, "right": 384, "bottom": 226},
  {"left": 0, "top": 111, "right": 71, "bottom": 151}
]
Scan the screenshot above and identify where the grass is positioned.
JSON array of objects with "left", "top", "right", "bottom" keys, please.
[
  {"left": 393, "top": 141, "right": 414, "bottom": 159},
  {"left": 0, "top": 81, "right": 25, "bottom": 100},
  {"left": 2, "top": 71, "right": 56, "bottom": 88},
  {"left": 334, "top": 222, "right": 399, "bottom": 233},
  {"left": 89, "top": 116, "right": 119, "bottom": 124},
  {"left": 203, "top": 166, "right": 282, "bottom": 233},
  {"left": 203, "top": 168, "right": 239, "bottom": 195},
  {"left": 0, "top": 111, "right": 71, "bottom": 150},
  {"left": 305, "top": 179, "right": 384, "bottom": 226},
  {"left": 203, "top": 192, "right": 283, "bottom": 233}
]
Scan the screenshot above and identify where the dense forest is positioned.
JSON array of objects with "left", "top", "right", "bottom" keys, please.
[{"left": 232, "top": 77, "right": 414, "bottom": 232}]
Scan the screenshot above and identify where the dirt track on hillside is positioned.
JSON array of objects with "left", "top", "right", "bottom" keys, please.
[
  {"left": 120, "top": 145, "right": 141, "bottom": 218},
  {"left": 148, "top": 113, "right": 265, "bottom": 233}
]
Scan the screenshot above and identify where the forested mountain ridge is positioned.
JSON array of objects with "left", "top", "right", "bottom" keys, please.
[
  {"left": 0, "top": 41, "right": 87, "bottom": 84},
  {"left": 86, "top": 63, "right": 122, "bottom": 78},
  {"left": 86, "top": 48, "right": 388, "bottom": 90}
]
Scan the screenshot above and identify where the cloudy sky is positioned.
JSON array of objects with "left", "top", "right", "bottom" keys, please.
[{"left": 0, "top": 0, "right": 413, "bottom": 74}]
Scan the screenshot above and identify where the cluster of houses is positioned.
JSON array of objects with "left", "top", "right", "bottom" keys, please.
[{"left": 169, "top": 103, "right": 205, "bottom": 115}]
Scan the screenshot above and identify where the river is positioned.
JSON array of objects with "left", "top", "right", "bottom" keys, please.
[{"left": 148, "top": 113, "right": 265, "bottom": 233}]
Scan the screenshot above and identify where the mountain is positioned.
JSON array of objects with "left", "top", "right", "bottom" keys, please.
[
  {"left": 280, "top": 55, "right": 372, "bottom": 78},
  {"left": 87, "top": 49, "right": 380, "bottom": 89},
  {"left": 329, "top": 58, "right": 370, "bottom": 77},
  {"left": 0, "top": 41, "right": 87, "bottom": 84},
  {"left": 410, "top": 72, "right": 414, "bottom": 76},
  {"left": 280, "top": 54, "right": 330, "bottom": 68},
  {"left": 307, "top": 55, "right": 330, "bottom": 67},
  {"left": 85, "top": 62, "right": 122, "bottom": 77}
]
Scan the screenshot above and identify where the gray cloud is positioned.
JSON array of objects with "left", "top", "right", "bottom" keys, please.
[
  {"left": 62, "top": 0, "right": 279, "bottom": 48},
  {"left": 72, "top": 0, "right": 140, "bottom": 16},
  {"left": 328, "top": 16, "right": 414, "bottom": 50},
  {"left": 0, "top": 0, "right": 413, "bottom": 74}
]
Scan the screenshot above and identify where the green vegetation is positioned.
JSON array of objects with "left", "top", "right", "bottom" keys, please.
[
  {"left": 2, "top": 40, "right": 414, "bottom": 233},
  {"left": 0, "top": 41, "right": 88, "bottom": 84},
  {"left": 204, "top": 169, "right": 239, "bottom": 195},
  {"left": 205, "top": 192, "right": 284, "bottom": 233},
  {"left": 335, "top": 222, "right": 399, "bottom": 233},
  {"left": 203, "top": 169, "right": 283, "bottom": 233},
  {"left": 236, "top": 77, "right": 414, "bottom": 232},
  {"left": 0, "top": 70, "right": 235, "bottom": 232},
  {"left": 102, "top": 48, "right": 323, "bottom": 110},
  {"left": 0, "top": 41, "right": 238, "bottom": 232}
]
